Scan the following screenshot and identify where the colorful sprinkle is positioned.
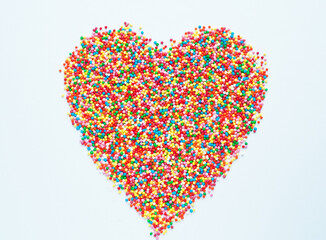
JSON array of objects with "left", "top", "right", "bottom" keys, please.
[{"left": 62, "top": 23, "right": 268, "bottom": 238}]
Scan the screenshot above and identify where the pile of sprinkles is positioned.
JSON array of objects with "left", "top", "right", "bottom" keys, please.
[{"left": 62, "top": 23, "right": 268, "bottom": 238}]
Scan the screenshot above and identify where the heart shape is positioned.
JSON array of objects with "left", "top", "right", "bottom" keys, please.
[{"left": 63, "top": 23, "right": 268, "bottom": 238}]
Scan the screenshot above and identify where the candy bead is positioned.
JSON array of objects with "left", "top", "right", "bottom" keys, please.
[{"left": 62, "top": 23, "right": 268, "bottom": 238}]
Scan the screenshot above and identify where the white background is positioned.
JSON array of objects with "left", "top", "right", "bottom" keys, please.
[{"left": 1, "top": 0, "right": 325, "bottom": 239}]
